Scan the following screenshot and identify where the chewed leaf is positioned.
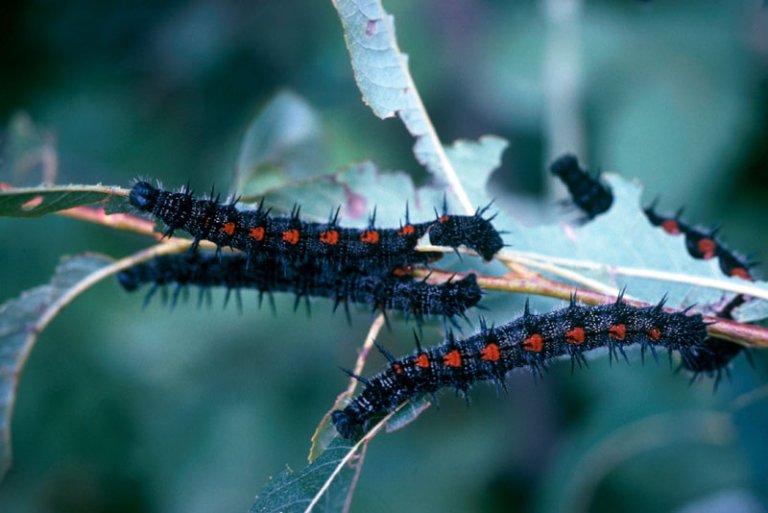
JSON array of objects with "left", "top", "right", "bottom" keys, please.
[
  {"left": 234, "top": 91, "right": 328, "bottom": 198},
  {"left": 332, "top": 0, "right": 464, "bottom": 186},
  {"left": 0, "top": 185, "right": 125, "bottom": 218},
  {"left": 445, "top": 136, "right": 508, "bottom": 208},
  {"left": 0, "top": 253, "right": 114, "bottom": 480},
  {"left": 499, "top": 174, "right": 768, "bottom": 313},
  {"left": 250, "top": 437, "right": 363, "bottom": 513}
]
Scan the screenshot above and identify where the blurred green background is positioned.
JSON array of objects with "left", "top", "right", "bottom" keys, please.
[{"left": 1, "top": 0, "right": 768, "bottom": 512}]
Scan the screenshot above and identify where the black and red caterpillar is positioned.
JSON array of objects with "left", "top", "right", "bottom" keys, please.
[
  {"left": 332, "top": 297, "right": 708, "bottom": 439},
  {"left": 550, "top": 153, "right": 756, "bottom": 379},
  {"left": 128, "top": 181, "right": 504, "bottom": 273},
  {"left": 117, "top": 252, "right": 483, "bottom": 323},
  {"left": 549, "top": 154, "right": 756, "bottom": 280},
  {"left": 643, "top": 200, "right": 755, "bottom": 280}
]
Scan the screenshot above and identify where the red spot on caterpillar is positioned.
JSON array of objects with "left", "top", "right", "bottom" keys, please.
[
  {"left": 249, "top": 226, "right": 265, "bottom": 241},
  {"left": 439, "top": 215, "right": 449, "bottom": 223},
  {"left": 392, "top": 363, "right": 403, "bottom": 375},
  {"left": 523, "top": 334, "right": 544, "bottom": 353},
  {"left": 391, "top": 266, "right": 411, "bottom": 277},
  {"left": 730, "top": 268, "right": 751, "bottom": 280},
  {"left": 609, "top": 324, "right": 626, "bottom": 340},
  {"left": 415, "top": 354, "right": 430, "bottom": 368},
  {"left": 647, "top": 328, "right": 662, "bottom": 341},
  {"left": 221, "top": 222, "right": 236, "bottom": 236},
  {"left": 398, "top": 225, "right": 415, "bottom": 236},
  {"left": 360, "top": 230, "right": 380, "bottom": 244},
  {"left": 565, "top": 327, "right": 585, "bottom": 345},
  {"left": 443, "top": 349, "right": 462, "bottom": 367},
  {"left": 282, "top": 229, "right": 300, "bottom": 245},
  {"left": 319, "top": 230, "right": 339, "bottom": 245},
  {"left": 480, "top": 343, "right": 500, "bottom": 362},
  {"left": 697, "top": 238, "right": 717, "bottom": 259},
  {"left": 661, "top": 219, "right": 681, "bottom": 235}
]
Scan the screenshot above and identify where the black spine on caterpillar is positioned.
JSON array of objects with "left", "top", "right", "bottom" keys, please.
[
  {"left": 549, "top": 154, "right": 614, "bottom": 220},
  {"left": 117, "top": 252, "right": 483, "bottom": 322},
  {"left": 331, "top": 297, "right": 707, "bottom": 439},
  {"left": 128, "top": 181, "right": 504, "bottom": 271}
]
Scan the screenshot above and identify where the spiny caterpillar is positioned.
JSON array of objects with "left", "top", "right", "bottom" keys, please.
[
  {"left": 549, "top": 153, "right": 613, "bottom": 220},
  {"left": 549, "top": 154, "right": 756, "bottom": 280},
  {"left": 128, "top": 181, "right": 504, "bottom": 273},
  {"left": 117, "top": 252, "right": 483, "bottom": 323},
  {"left": 644, "top": 200, "right": 755, "bottom": 281},
  {"left": 549, "top": 153, "right": 757, "bottom": 379},
  {"left": 332, "top": 296, "right": 708, "bottom": 439}
]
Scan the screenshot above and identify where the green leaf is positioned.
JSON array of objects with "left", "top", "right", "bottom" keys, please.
[
  {"left": 0, "top": 185, "right": 125, "bottom": 218},
  {"left": 257, "top": 135, "right": 508, "bottom": 226},
  {"left": 331, "top": 0, "right": 459, "bottom": 183},
  {"left": 498, "top": 175, "right": 768, "bottom": 313},
  {"left": 250, "top": 437, "right": 363, "bottom": 513},
  {"left": 234, "top": 91, "right": 328, "bottom": 198},
  {"left": 444, "top": 136, "right": 508, "bottom": 208},
  {"left": 384, "top": 395, "right": 431, "bottom": 434},
  {"left": 733, "top": 300, "right": 768, "bottom": 324},
  {"left": 0, "top": 253, "right": 114, "bottom": 480},
  {"left": 0, "top": 112, "right": 58, "bottom": 186}
]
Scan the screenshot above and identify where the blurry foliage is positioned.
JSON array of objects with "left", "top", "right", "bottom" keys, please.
[{"left": 1, "top": 1, "right": 768, "bottom": 513}]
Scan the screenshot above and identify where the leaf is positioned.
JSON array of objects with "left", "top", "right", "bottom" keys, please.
[
  {"left": 0, "top": 112, "right": 58, "bottom": 186},
  {"left": 0, "top": 253, "right": 114, "bottom": 480},
  {"left": 733, "top": 300, "right": 768, "bottom": 324},
  {"left": 444, "top": 136, "right": 508, "bottom": 208},
  {"left": 331, "top": 0, "right": 466, "bottom": 195},
  {"left": 497, "top": 175, "right": 768, "bottom": 314},
  {"left": 0, "top": 185, "right": 125, "bottom": 218},
  {"left": 255, "top": 134, "right": 509, "bottom": 227},
  {"left": 233, "top": 91, "right": 328, "bottom": 198},
  {"left": 384, "top": 395, "right": 431, "bottom": 434},
  {"left": 250, "top": 437, "right": 363, "bottom": 513}
]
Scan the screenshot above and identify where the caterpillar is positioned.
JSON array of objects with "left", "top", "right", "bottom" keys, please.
[
  {"left": 644, "top": 200, "right": 755, "bottom": 280},
  {"left": 332, "top": 296, "right": 708, "bottom": 439},
  {"left": 548, "top": 154, "right": 756, "bottom": 280},
  {"left": 128, "top": 181, "right": 504, "bottom": 273},
  {"left": 550, "top": 154, "right": 757, "bottom": 379},
  {"left": 549, "top": 153, "right": 613, "bottom": 220},
  {"left": 117, "top": 252, "right": 484, "bottom": 323}
]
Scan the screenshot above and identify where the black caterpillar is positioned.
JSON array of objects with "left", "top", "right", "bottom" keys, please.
[
  {"left": 118, "top": 252, "right": 483, "bottom": 323},
  {"left": 128, "top": 182, "right": 504, "bottom": 273},
  {"left": 550, "top": 153, "right": 756, "bottom": 379},
  {"left": 549, "top": 154, "right": 755, "bottom": 279},
  {"left": 644, "top": 200, "right": 755, "bottom": 280},
  {"left": 332, "top": 297, "right": 708, "bottom": 439},
  {"left": 549, "top": 154, "right": 613, "bottom": 220}
]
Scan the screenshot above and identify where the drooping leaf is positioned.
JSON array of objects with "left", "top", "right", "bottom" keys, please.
[
  {"left": 250, "top": 437, "right": 363, "bottom": 513},
  {"left": 0, "top": 253, "right": 114, "bottom": 480},
  {"left": 0, "top": 185, "right": 125, "bottom": 218}
]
